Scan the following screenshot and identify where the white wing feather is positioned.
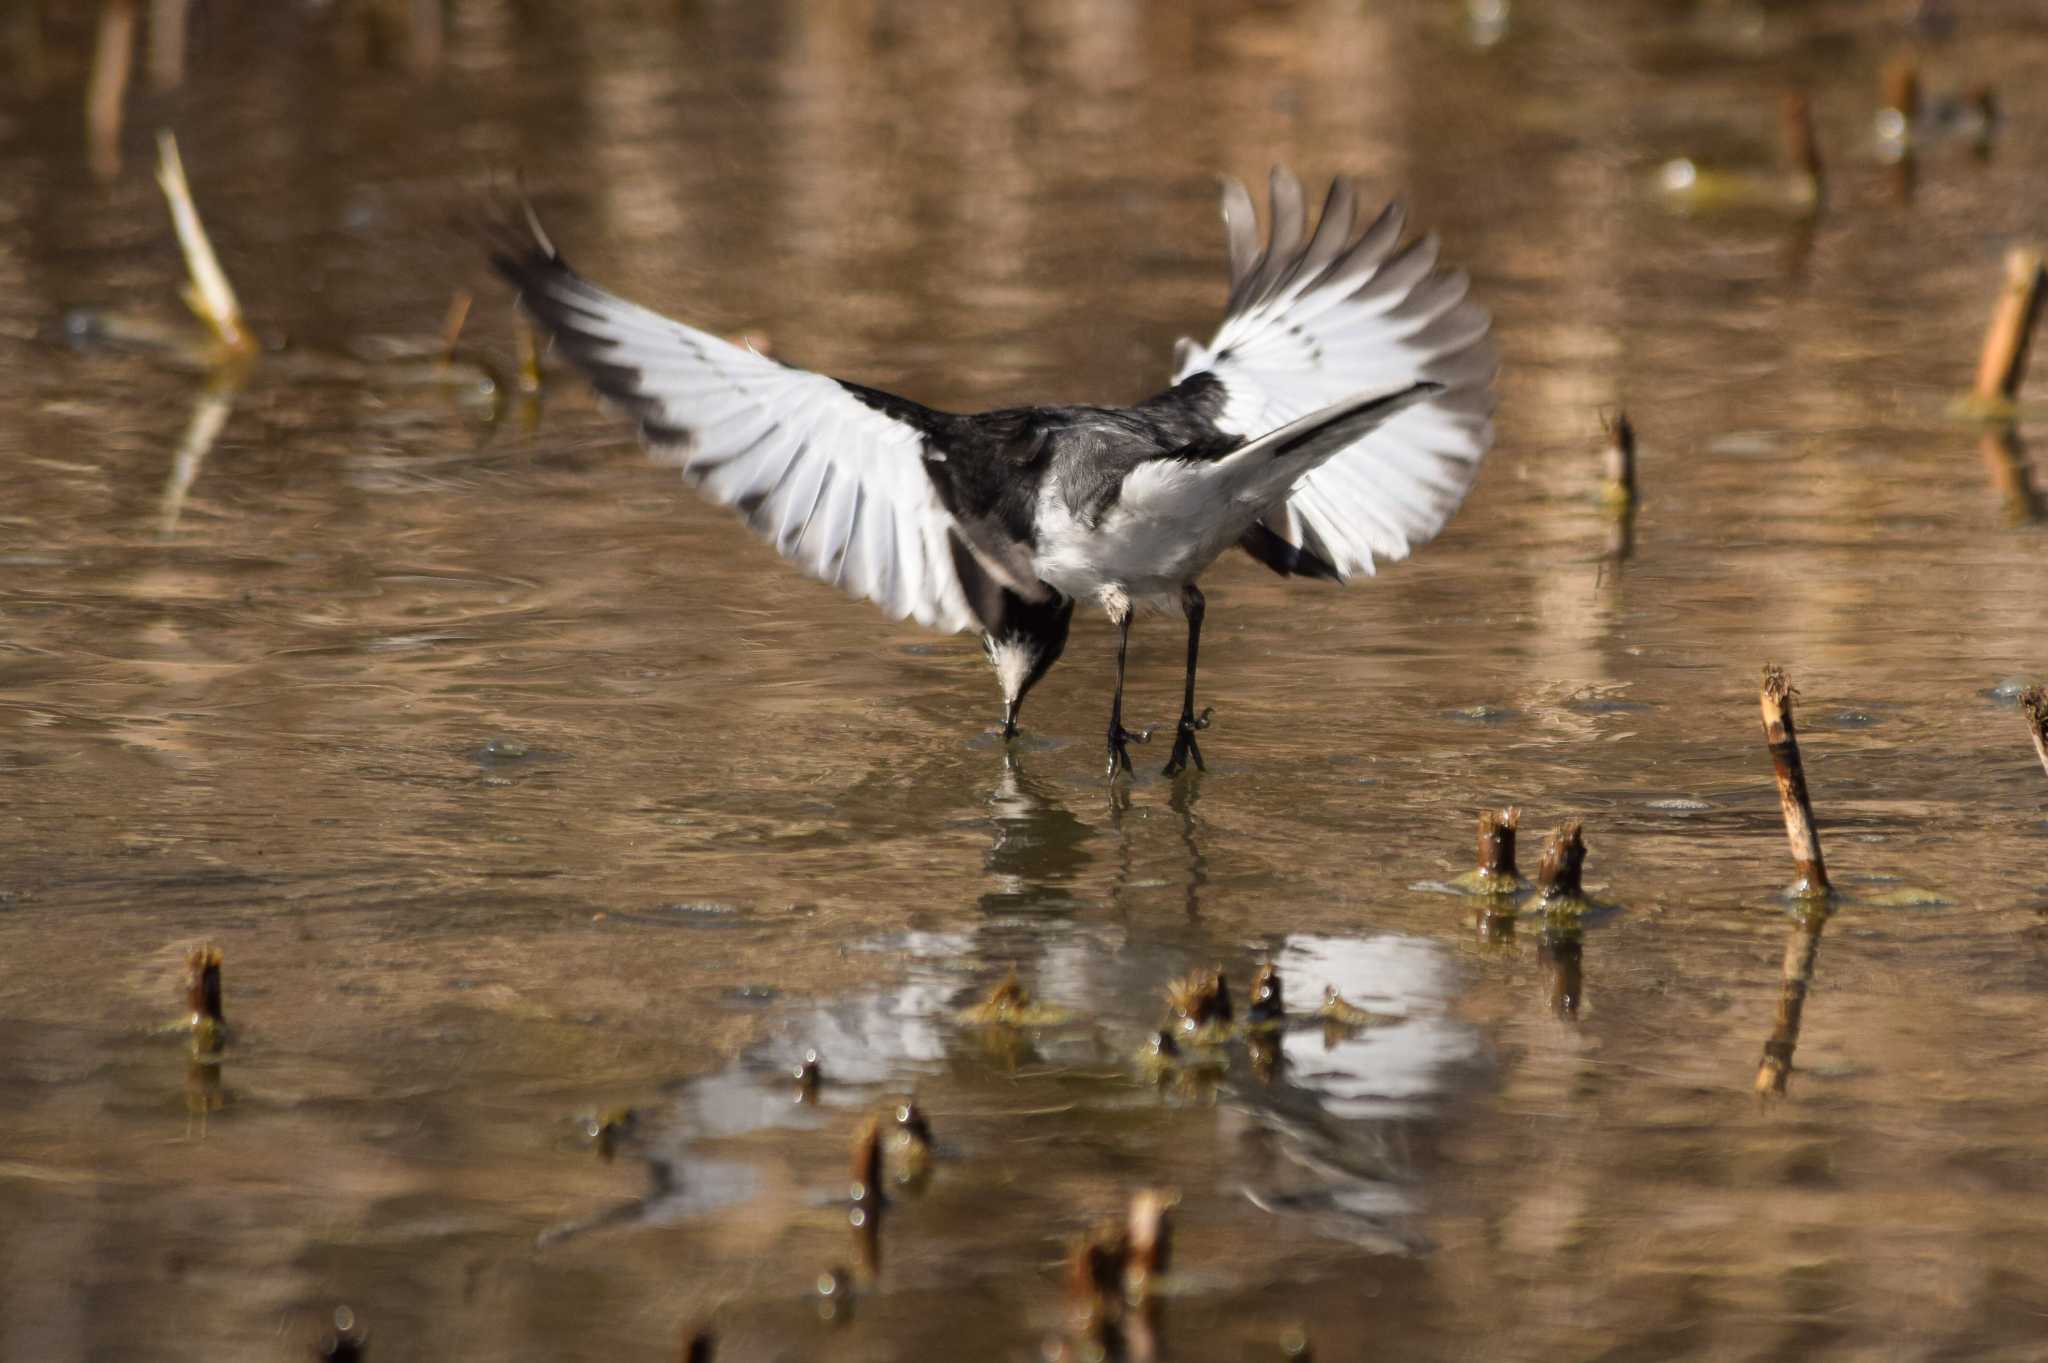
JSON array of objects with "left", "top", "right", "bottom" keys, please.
[
  {"left": 1174, "top": 169, "right": 1497, "bottom": 579},
  {"left": 501, "top": 251, "right": 975, "bottom": 633}
]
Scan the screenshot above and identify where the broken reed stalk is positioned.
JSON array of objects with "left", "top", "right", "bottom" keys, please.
[
  {"left": 515, "top": 321, "right": 544, "bottom": 393},
  {"left": 849, "top": 1114, "right": 883, "bottom": 1209},
  {"left": 1247, "top": 963, "right": 1284, "bottom": 1025},
  {"left": 185, "top": 944, "right": 225, "bottom": 1054},
  {"left": 1600, "top": 412, "right": 1636, "bottom": 507},
  {"left": 155, "top": 131, "right": 256, "bottom": 358},
  {"left": 1759, "top": 666, "right": 1831, "bottom": 898},
  {"left": 148, "top": 0, "right": 189, "bottom": 92},
  {"left": 1476, "top": 806, "right": 1520, "bottom": 884},
  {"left": 1123, "top": 1189, "right": 1174, "bottom": 1299},
  {"left": 87, "top": 0, "right": 137, "bottom": 182},
  {"left": 1165, "top": 967, "right": 1232, "bottom": 1032},
  {"left": 185, "top": 945, "right": 223, "bottom": 1024},
  {"left": 1972, "top": 248, "right": 2045, "bottom": 410},
  {"left": 1535, "top": 821, "right": 1586, "bottom": 904},
  {"left": 1779, "top": 91, "right": 1824, "bottom": 198},
  {"left": 2021, "top": 687, "right": 2048, "bottom": 776},
  {"left": 1881, "top": 53, "right": 1920, "bottom": 124},
  {"left": 1756, "top": 903, "right": 1829, "bottom": 1097},
  {"left": 437, "top": 290, "right": 473, "bottom": 368}
]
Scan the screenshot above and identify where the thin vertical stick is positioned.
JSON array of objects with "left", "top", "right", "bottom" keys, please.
[
  {"left": 87, "top": 0, "right": 137, "bottom": 181},
  {"left": 1973, "top": 248, "right": 2045, "bottom": 408},
  {"left": 437, "top": 290, "right": 473, "bottom": 369},
  {"left": 1779, "top": 91, "right": 1824, "bottom": 202},
  {"left": 2021, "top": 687, "right": 2048, "bottom": 777},
  {"left": 1881, "top": 54, "right": 1920, "bottom": 123},
  {"left": 1601, "top": 411, "right": 1636, "bottom": 506},
  {"left": 148, "top": 0, "right": 188, "bottom": 91},
  {"left": 1601, "top": 411, "right": 1638, "bottom": 560},
  {"left": 155, "top": 132, "right": 255, "bottom": 357},
  {"left": 1759, "top": 665, "right": 1831, "bottom": 898}
]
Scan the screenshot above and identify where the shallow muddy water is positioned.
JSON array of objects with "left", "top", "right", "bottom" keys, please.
[{"left": 4, "top": 2, "right": 2048, "bottom": 1359}]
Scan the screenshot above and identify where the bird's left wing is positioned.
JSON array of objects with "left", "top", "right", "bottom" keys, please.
[
  {"left": 1169, "top": 168, "right": 1496, "bottom": 581},
  {"left": 492, "top": 231, "right": 977, "bottom": 634}
]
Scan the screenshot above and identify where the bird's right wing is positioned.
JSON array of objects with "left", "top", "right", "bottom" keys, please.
[
  {"left": 1171, "top": 169, "right": 1496, "bottom": 581},
  {"left": 492, "top": 227, "right": 977, "bottom": 634}
]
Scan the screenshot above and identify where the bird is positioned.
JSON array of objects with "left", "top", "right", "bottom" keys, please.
[{"left": 489, "top": 168, "right": 1495, "bottom": 780}]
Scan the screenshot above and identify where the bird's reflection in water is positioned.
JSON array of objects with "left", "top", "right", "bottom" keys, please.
[
  {"left": 1102, "top": 774, "right": 1209, "bottom": 922},
  {"left": 979, "top": 753, "right": 1094, "bottom": 916}
]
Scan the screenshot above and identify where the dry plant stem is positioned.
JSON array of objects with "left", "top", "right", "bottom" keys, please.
[
  {"left": 516, "top": 321, "right": 544, "bottom": 393},
  {"left": 1601, "top": 411, "right": 1636, "bottom": 504},
  {"left": 148, "top": 0, "right": 188, "bottom": 91},
  {"left": 850, "top": 1115, "right": 883, "bottom": 1207},
  {"left": 1756, "top": 904, "right": 1829, "bottom": 1096},
  {"left": 1248, "top": 963, "right": 1284, "bottom": 1024},
  {"left": 185, "top": 945, "right": 224, "bottom": 1024},
  {"left": 1779, "top": 91, "right": 1824, "bottom": 194},
  {"left": 1124, "top": 1189, "right": 1174, "bottom": 1296},
  {"left": 1882, "top": 53, "right": 1920, "bottom": 122},
  {"left": 1759, "top": 665, "right": 1831, "bottom": 898},
  {"left": 1536, "top": 821, "right": 1586, "bottom": 902},
  {"left": 87, "top": 0, "right": 137, "bottom": 182},
  {"left": 438, "top": 291, "right": 473, "bottom": 366},
  {"left": 2021, "top": 687, "right": 2048, "bottom": 776},
  {"left": 155, "top": 132, "right": 256, "bottom": 357},
  {"left": 1477, "top": 806, "right": 1520, "bottom": 880},
  {"left": 1973, "top": 248, "right": 2046, "bottom": 407},
  {"left": 1980, "top": 425, "right": 2043, "bottom": 524}
]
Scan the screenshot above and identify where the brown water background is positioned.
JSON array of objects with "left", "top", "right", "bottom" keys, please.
[{"left": 4, "top": 2, "right": 2048, "bottom": 1359}]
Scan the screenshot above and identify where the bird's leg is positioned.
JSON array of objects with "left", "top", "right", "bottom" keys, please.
[
  {"left": 1001, "top": 699, "right": 1021, "bottom": 741},
  {"left": 1163, "top": 583, "right": 1213, "bottom": 778},
  {"left": 1105, "top": 603, "right": 1149, "bottom": 779}
]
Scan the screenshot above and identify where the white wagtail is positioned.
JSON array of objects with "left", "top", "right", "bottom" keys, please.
[{"left": 491, "top": 169, "right": 1494, "bottom": 779}]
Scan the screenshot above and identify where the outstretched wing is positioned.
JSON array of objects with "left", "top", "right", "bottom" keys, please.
[
  {"left": 1170, "top": 168, "right": 1496, "bottom": 580},
  {"left": 491, "top": 225, "right": 977, "bottom": 633}
]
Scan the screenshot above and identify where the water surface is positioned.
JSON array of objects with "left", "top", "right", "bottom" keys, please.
[{"left": 4, "top": 2, "right": 2048, "bottom": 1359}]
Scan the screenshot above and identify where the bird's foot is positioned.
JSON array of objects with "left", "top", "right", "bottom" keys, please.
[
  {"left": 1162, "top": 707, "right": 1213, "bottom": 778},
  {"left": 1105, "top": 723, "right": 1152, "bottom": 780}
]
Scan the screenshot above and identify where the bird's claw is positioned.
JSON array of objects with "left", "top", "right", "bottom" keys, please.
[
  {"left": 1105, "top": 723, "right": 1152, "bottom": 780},
  {"left": 1162, "top": 708, "right": 1213, "bottom": 777}
]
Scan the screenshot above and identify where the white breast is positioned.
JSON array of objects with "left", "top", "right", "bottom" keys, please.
[{"left": 1029, "top": 465, "right": 1266, "bottom": 610}]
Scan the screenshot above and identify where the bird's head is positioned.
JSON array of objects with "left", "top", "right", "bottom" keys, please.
[{"left": 984, "top": 593, "right": 1074, "bottom": 738}]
